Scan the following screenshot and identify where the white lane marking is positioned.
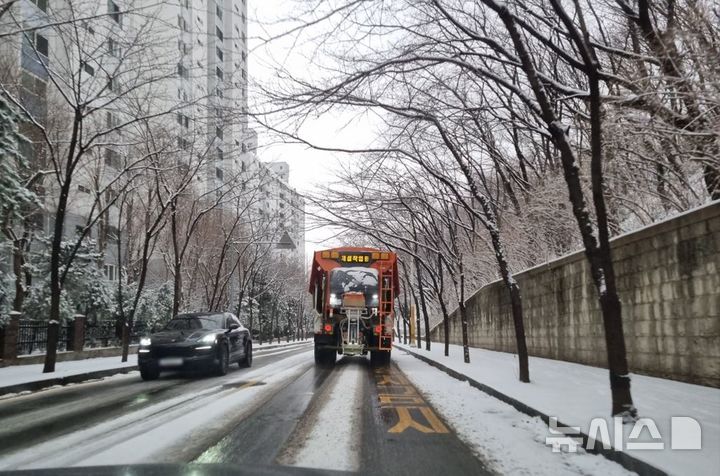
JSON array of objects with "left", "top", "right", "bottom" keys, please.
[{"left": 283, "top": 361, "right": 364, "bottom": 472}]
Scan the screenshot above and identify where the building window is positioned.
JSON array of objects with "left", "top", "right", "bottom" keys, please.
[
  {"left": 30, "top": 0, "right": 48, "bottom": 12},
  {"left": 107, "top": 37, "right": 119, "bottom": 57},
  {"left": 78, "top": 185, "right": 91, "bottom": 194},
  {"left": 81, "top": 61, "right": 95, "bottom": 76},
  {"left": 216, "top": 3, "right": 223, "bottom": 20},
  {"left": 105, "top": 187, "right": 117, "bottom": 204},
  {"left": 177, "top": 63, "right": 188, "bottom": 79},
  {"left": 105, "top": 148, "right": 120, "bottom": 168},
  {"left": 106, "top": 111, "right": 120, "bottom": 128},
  {"left": 216, "top": 26, "right": 223, "bottom": 41},
  {"left": 104, "top": 264, "right": 118, "bottom": 281},
  {"left": 108, "top": 0, "right": 121, "bottom": 25},
  {"left": 177, "top": 113, "right": 189, "bottom": 128},
  {"left": 216, "top": 46, "right": 223, "bottom": 61},
  {"left": 217, "top": 147, "right": 223, "bottom": 160},
  {"left": 178, "top": 137, "right": 189, "bottom": 150},
  {"left": 178, "top": 15, "right": 188, "bottom": 32},
  {"left": 107, "top": 76, "right": 115, "bottom": 91},
  {"left": 216, "top": 167, "right": 224, "bottom": 181},
  {"left": 107, "top": 225, "right": 119, "bottom": 242},
  {"left": 216, "top": 126, "right": 223, "bottom": 139},
  {"left": 216, "top": 66, "right": 223, "bottom": 81},
  {"left": 32, "top": 32, "right": 49, "bottom": 57}
]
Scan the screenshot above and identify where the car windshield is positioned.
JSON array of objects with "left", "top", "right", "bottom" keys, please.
[{"left": 163, "top": 315, "right": 225, "bottom": 331}]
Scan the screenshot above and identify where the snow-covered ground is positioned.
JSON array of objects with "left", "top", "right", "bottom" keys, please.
[
  {"left": 0, "top": 355, "right": 138, "bottom": 389},
  {"left": 0, "top": 350, "right": 314, "bottom": 469},
  {"left": 0, "top": 339, "right": 311, "bottom": 393},
  {"left": 254, "top": 338, "right": 312, "bottom": 350},
  {"left": 396, "top": 343, "right": 720, "bottom": 476},
  {"left": 394, "top": 352, "right": 632, "bottom": 475},
  {"left": 279, "top": 363, "right": 364, "bottom": 472}
]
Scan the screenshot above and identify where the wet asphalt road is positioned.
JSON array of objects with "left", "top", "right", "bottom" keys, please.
[{"left": 0, "top": 342, "right": 490, "bottom": 475}]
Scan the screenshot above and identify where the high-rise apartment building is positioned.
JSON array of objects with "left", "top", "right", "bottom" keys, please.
[{"left": 1, "top": 0, "right": 305, "bottom": 290}]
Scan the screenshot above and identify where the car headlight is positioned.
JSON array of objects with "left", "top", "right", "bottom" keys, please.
[
  {"left": 371, "top": 293, "right": 379, "bottom": 304},
  {"left": 201, "top": 334, "right": 217, "bottom": 344},
  {"left": 140, "top": 337, "right": 151, "bottom": 347}
]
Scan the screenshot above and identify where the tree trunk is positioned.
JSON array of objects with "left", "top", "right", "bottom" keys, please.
[
  {"left": 438, "top": 254, "right": 450, "bottom": 357},
  {"left": 458, "top": 262, "right": 470, "bottom": 364},
  {"left": 498, "top": 1, "right": 635, "bottom": 416},
  {"left": 44, "top": 110, "right": 82, "bottom": 374},
  {"left": 414, "top": 256, "right": 431, "bottom": 351},
  {"left": 11, "top": 236, "right": 26, "bottom": 311},
  {"left": 170, "top": 198, "right": 182, "bottom": 316},
  {"left": 410, "top": 287, "right": 421, "bottom": 348},
  {"left": 44, "top": 179, "right": 71, "bottom": 373}
]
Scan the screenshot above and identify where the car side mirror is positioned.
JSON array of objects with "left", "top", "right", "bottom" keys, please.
[{"left": 228, "top": 323, "right": 240, "bottom": 331}]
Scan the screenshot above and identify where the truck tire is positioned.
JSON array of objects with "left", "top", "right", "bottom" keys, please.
[
  {"left": 370, "top": 350, "right": 391, "bottom": 367},
  {"left": 314, "top": 345, "right": 336, "bottom": 366}
]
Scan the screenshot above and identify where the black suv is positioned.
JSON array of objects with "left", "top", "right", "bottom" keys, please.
[{"left": 138, "top": 312, "right": 252, "bottom": 380}]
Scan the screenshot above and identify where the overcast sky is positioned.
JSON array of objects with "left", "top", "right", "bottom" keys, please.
[{"left": 247, "top": 0, "right": 379, "bottom": 260}]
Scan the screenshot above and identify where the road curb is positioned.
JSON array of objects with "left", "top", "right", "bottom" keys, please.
[
  {"left": 0, "top": 365, "right": 138, "bottom": 397},
  {"left": 398, "top": 345, "right": 667, "bottom": 476}
]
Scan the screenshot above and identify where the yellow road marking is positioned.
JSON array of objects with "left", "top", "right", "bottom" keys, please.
[
  {"left": 388, "top": 406, "right": 449, "bottom": 434},
  {"left": 374, "top": 366, "right": 449, "bottom": 434}
]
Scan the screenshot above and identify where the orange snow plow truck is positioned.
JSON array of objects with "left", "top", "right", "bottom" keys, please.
[{"left": 309, "top": 247, "right": 399, "bottom": 366}]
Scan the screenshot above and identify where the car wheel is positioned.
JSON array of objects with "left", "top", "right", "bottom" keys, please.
[
  {"left": 140, "top": 363, "right": 159, "bottom": 381},
  {"left": 240, "top": 341, "right": 253, "bottom": 368},
  {"left": 215, "top": 344, "right": 229, "bottom": 376}
]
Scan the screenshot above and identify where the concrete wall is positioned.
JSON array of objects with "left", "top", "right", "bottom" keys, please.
[{"left": 432, "top": 202, "right": 720, "bottom": 387}]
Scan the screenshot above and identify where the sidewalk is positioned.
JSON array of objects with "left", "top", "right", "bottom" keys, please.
[
  {"left": 0, "top": 355, "right": 138, "bottom": 397},
  {"left": 396, "top": 342, "right": 720, "bottom": 476},
  {"left": 0, "top": 339, "right": 312, "bottom": 397}
]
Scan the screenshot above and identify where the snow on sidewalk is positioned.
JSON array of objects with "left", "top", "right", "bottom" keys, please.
[
  {"left": 394, "top": 352, "right": 632, "bottom": 476},
  {"left": 396, "top": 343, "right": 720, "bottom": 476},
  {"left": 0, "top": 355, "right": 137, "bottom": 390}
]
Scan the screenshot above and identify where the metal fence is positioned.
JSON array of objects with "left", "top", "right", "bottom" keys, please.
[
  {"left": 84, "top": 320, "right": 121, "bottom": 348},
  {"left": 16, "top": 320, "right": 72, "bottom": 356},
  {"left": 84, "top": 320, "right": 149, "bottom": 348},
  {"left": 13, "top": 319, "right": 151, "bottom": 355}
]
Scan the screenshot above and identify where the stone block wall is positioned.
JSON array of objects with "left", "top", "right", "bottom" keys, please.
[{"left": 432, "top": 202, "right": 720, "bottom": 387}]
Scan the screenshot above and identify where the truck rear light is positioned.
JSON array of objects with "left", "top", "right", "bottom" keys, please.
[
  {"left": 324, "top": 324, "right": 333, "bottom": 333},
  {"left": 374, "top": 325, "right": 382, "bottom": 334}
]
